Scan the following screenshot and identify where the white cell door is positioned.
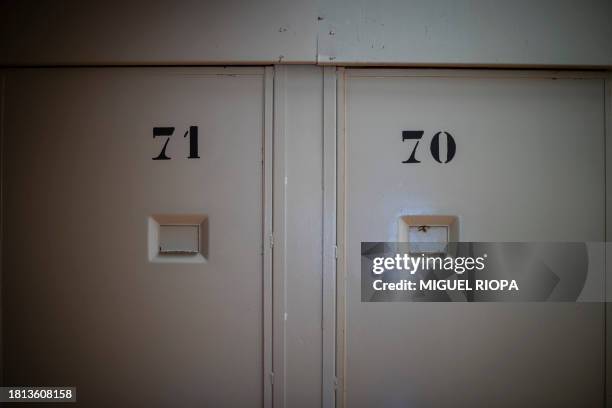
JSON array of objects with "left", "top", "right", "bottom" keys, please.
[
  {"left": 2, "top": 68, "right": 272, "bottom": 407},
  {"left": 339, "top": 70, "right": 606, "bottom": 407}
]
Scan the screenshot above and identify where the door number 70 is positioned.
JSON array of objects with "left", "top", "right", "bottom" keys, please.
[{"left": 402, "top": 130, "right": 456, "bottom": 164}]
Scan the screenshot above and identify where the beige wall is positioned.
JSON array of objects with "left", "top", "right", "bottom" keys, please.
[
  {"left": 318, "top": 0, "right": 612, "bottom": 66},
  {"left": 1, "top": 0, "right": 611, "bottom": 67}
]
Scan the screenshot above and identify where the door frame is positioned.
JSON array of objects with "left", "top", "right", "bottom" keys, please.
[
  {"left": 263, "top": 66, "right": 274, "bottom": 408},
  {"left": 327, "top": 68, "right": 612, "bottom": 408},
  {"left": 0, "top": 66, "right": 276, "bottom": 406}
]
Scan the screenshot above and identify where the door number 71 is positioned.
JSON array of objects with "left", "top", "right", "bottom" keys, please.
[{"left": 152, "top": 126, "right": 200, "bottom": 160}]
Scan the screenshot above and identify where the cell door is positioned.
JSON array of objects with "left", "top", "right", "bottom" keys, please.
[
  {"left": 337, "top": 69, "right": 606, "bottom": 407},
  {"left": 2, "top": 68, "right": 272, "bottom": 407}
]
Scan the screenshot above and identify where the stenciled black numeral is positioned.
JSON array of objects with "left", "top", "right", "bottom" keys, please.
[
  {"left": 430, "top": 131, "right": 456, "bottom": 163},
  {"left": 401, "top": 130, "right": 456, "bottom": 164},
  {"left": 152, "top": 127, "right": 175, "bottom": 160},
  {"left": 401, "top": 130, "right": 424, "bottom": 163},
  {"left": 184, "top": 126, "right": 200, "bottom": 159},
  {"left": 152, "top": 126, "right": 200, "bottom": 160}
]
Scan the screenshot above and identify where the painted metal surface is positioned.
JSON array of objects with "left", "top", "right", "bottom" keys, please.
[
  {"left": 2, "top": 1, "right": 612, "bottom": 67},
  {"left": 0, "top": 65, "right": 609, "bottom": 407},
  {"left": 338, "top": 69, "right": 606, "bottom": 407},
  {"left": 277, "top": 65, "right": 327, "bottom": 408},
  {"left": 605, "top": 75, "right": 612, "bottom": 407},
  {"left": 318, "top": 0, "right": 612, "bottom": 66},
  {"left": 0, "top": 0, "right": 318, "bottom": 65},
  {"left": 2, "top": 68, "right": 271, "bottom": 406},
  {"left": 322, "top": 66, "right": 337, "bottom": 408}
]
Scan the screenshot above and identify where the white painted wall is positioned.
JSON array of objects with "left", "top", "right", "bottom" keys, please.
[
  {"left": 1, "top": 0, "right": 611, "bottom": 67},
  {"left": 318, "top": 0, "right": 612, "bottom": 66},
  {"left": 0, "top": 0, "right": 318, "bottom": 65}
]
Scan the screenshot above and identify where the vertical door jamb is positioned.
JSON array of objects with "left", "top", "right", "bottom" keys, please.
[
  {"left": 322, "top": 66, "right": 338, "bottom": 408},
  {"left": 263, "top": 66, "right": 274, "bottom": 408},
  {"left": 334, "top": 67, "right": 347, "bottom": 408},
  {"left": 605, "top": 72, "right": 611, "bottom": 407},
  {"left": 0, "top": 71, "right": 5, "bottom": 387},
  {"left": 272, "top": 65, "right": 288, "bottom": 408}
]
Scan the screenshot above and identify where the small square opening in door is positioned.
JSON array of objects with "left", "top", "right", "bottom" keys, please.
[
  {"left": 148, "top": 214, "right": 208, "bottom": 263},
  {"left": 408, "top": 225, "right": 448, "bottom": 243},
  {"left": 159, "top": 225, "right": 200, "bottom": 255},
  {"left": 399, "top": 215, "right": 458, "bottom": 254}
]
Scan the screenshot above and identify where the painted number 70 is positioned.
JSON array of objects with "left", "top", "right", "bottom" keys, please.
[{"left": 402, "top": 130, "right": 456, "bottom": 164}]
